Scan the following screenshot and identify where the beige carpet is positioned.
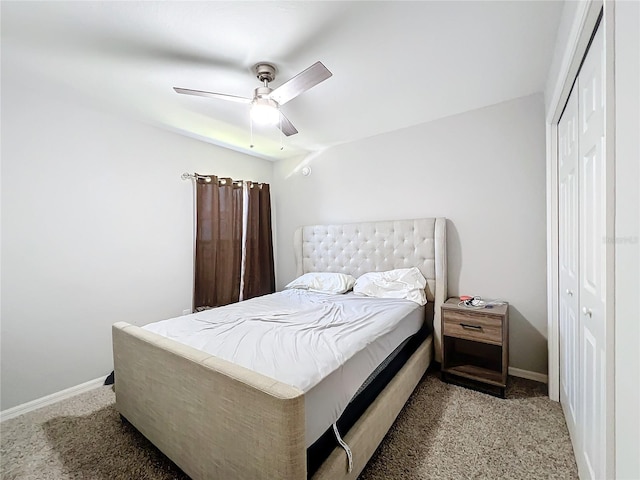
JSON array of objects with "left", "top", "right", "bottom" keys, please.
[{"left": 0, "top": 372, "right": 577, "bottom": 479}]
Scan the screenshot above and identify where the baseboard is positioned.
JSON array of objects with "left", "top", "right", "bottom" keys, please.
[
  {"left": 508, "top": 367, "right": 548, "bottom": 384},
  {"left": 0, "top": 375, "right": 107, "bottom": 422}
]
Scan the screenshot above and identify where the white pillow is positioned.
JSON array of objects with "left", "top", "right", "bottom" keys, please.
[
  {"left": 353, "top": 267, "right": 427, "bottom": 305},
  {"left": 284, "top": 272, "right": 356, "bottom": 294}
]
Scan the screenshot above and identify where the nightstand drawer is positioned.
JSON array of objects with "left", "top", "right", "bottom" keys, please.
[{"left": 442, "top": 310, "right": 503, "bottom": 345}]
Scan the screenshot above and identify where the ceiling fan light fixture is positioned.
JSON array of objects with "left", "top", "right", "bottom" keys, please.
[{"left": 250, "top": 97, "right": 279, "bottom": 125}]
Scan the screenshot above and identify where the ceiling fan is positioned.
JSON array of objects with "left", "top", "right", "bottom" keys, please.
[{"left": 174, "top": 61, "right": 332, "bottom": 137}]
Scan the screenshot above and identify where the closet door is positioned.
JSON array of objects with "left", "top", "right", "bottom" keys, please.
[
  {"left": 577, "top": 24, "right": 607, "bottom": 480},
  {"left": 558, "top": 85, "right": 579, "bottom": 445},
  {"left": 558, "top": 23, "right": 607, "bottom": 480}
]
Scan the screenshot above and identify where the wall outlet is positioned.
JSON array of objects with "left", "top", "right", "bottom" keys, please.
[{"left": 182, "top": 308, "right": 192, "bottom": 316}]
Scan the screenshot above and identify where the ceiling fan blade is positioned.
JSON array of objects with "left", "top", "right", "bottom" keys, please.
[
  {"left": 278, "top": 112, "right": 298, "bottom": 136},
  {"left": 269, "top": 61, "right": 332, "bottom": 106},
  {"left": 173, "top": 87, "right": 251, "bottom": 104}
]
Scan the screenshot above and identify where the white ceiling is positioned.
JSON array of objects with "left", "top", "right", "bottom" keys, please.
[{"left": 2, "top": 1, "right": 564, "bottom": 161}]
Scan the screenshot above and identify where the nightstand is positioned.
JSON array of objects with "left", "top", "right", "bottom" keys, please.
[{"left": 441, "top": 298, "right": 509, "bottom": 397}]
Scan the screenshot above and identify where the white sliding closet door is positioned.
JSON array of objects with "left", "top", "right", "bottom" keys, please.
[
  {"left": 558, "top": 82, "right": 579, "bottom": 443},
  {"left": 577, "top": 23, "right": 607, "bottom": 480},
  {"left": 558, "top": 23, "right": 608, "bottom": 480}
]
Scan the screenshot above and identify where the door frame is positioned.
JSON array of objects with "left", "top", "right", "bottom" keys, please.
[{"left": 546, "top": 0, "right": 616, "bottom": 477}]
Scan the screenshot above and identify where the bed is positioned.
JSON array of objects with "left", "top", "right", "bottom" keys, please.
[{"left": 112, "top": 217, "right": 447, "bottom": 479}]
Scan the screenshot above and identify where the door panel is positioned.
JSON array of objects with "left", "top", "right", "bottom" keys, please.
[
  {"left": 582, "top": 328, "right": 598, "bottom": 479},
  {"left": 577, "top": 24, "right": 606, "bottom": 480},
  {"left": 582, "top": 145, "right": 599, "bottom": 294},
  {"left": 558, "top": 81, "right": 580, "bottom": 445}
]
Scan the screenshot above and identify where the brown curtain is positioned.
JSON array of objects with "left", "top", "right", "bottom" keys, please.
[
  {"left": 194, "top": 176, "right": 243, "bottom": 309},
  {"left": 242, "top": 182, "right": 275, "bottom": 300}
]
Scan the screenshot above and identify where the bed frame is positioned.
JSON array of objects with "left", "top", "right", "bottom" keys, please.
[{"left": 112, "top": 217, "right": 447, "bottom": 479}]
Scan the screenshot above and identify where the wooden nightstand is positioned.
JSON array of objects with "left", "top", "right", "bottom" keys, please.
[{"left": 441, "top": 298, "right": 509, "bottom": 397}]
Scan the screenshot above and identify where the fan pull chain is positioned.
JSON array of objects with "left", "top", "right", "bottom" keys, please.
[
  {"left": 279, "top": 113, "right": 283, "bottom": 150},
  {"left": 249, "top": 113, "right": 254, "bottom": 149}
]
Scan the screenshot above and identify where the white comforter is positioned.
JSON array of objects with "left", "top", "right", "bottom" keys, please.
[{"left": 143, "top": 289, "right": 421, "bottom": 392}]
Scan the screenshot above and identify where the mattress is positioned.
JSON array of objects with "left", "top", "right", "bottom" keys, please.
[
  {"left": 303, "top": 303, "right": 423, "bottom": 445},
  {"left": 307, "top": 327, "right": 430, "bottom": 476},
  {"left": 143, "top": 289, "right": 424, "bottom": 446}
]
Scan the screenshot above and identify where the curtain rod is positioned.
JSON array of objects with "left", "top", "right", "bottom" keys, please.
[
  {"left": 182, "top": 173, "right": 253, "bottom": 187},
  {"left": 181, "top": 172, "right": 212, "bottom": 182}
]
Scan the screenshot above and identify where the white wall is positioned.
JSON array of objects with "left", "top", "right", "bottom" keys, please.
[
  {"left": 273, "top": 93, "right": 548, "bottom": 375},
  {"left": 0, "top": 58, "right": 272, "bottom": 410},
  {"left": 544, "top": 0, "right": 583, "bottom": 112},
  {"left": 614, "top": 1, "right": 640, "bottom": 478}
]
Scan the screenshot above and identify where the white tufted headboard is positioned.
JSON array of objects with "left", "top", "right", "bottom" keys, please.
[{"left": 293, "top": 217, "right": 447, "bottom": 361}]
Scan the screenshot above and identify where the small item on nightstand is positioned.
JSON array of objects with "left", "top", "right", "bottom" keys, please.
[
  {"left": 459, "top": 295, "right": 485, "bottom": 308},
  {"left": 458, "top": 295, "right": 507, "bottom": 309}
]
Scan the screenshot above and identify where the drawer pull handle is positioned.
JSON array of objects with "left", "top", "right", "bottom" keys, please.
[{"left": 460, "top": 323, "right": 482, "bottom": 330}]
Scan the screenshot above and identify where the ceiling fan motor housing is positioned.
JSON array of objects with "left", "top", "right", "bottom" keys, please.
[
  {"left": 254, "top": 86, "right": 273, "bottom": 99},
  {"left": 253, "top": 87, "right": 278, "bottom": 116}
]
